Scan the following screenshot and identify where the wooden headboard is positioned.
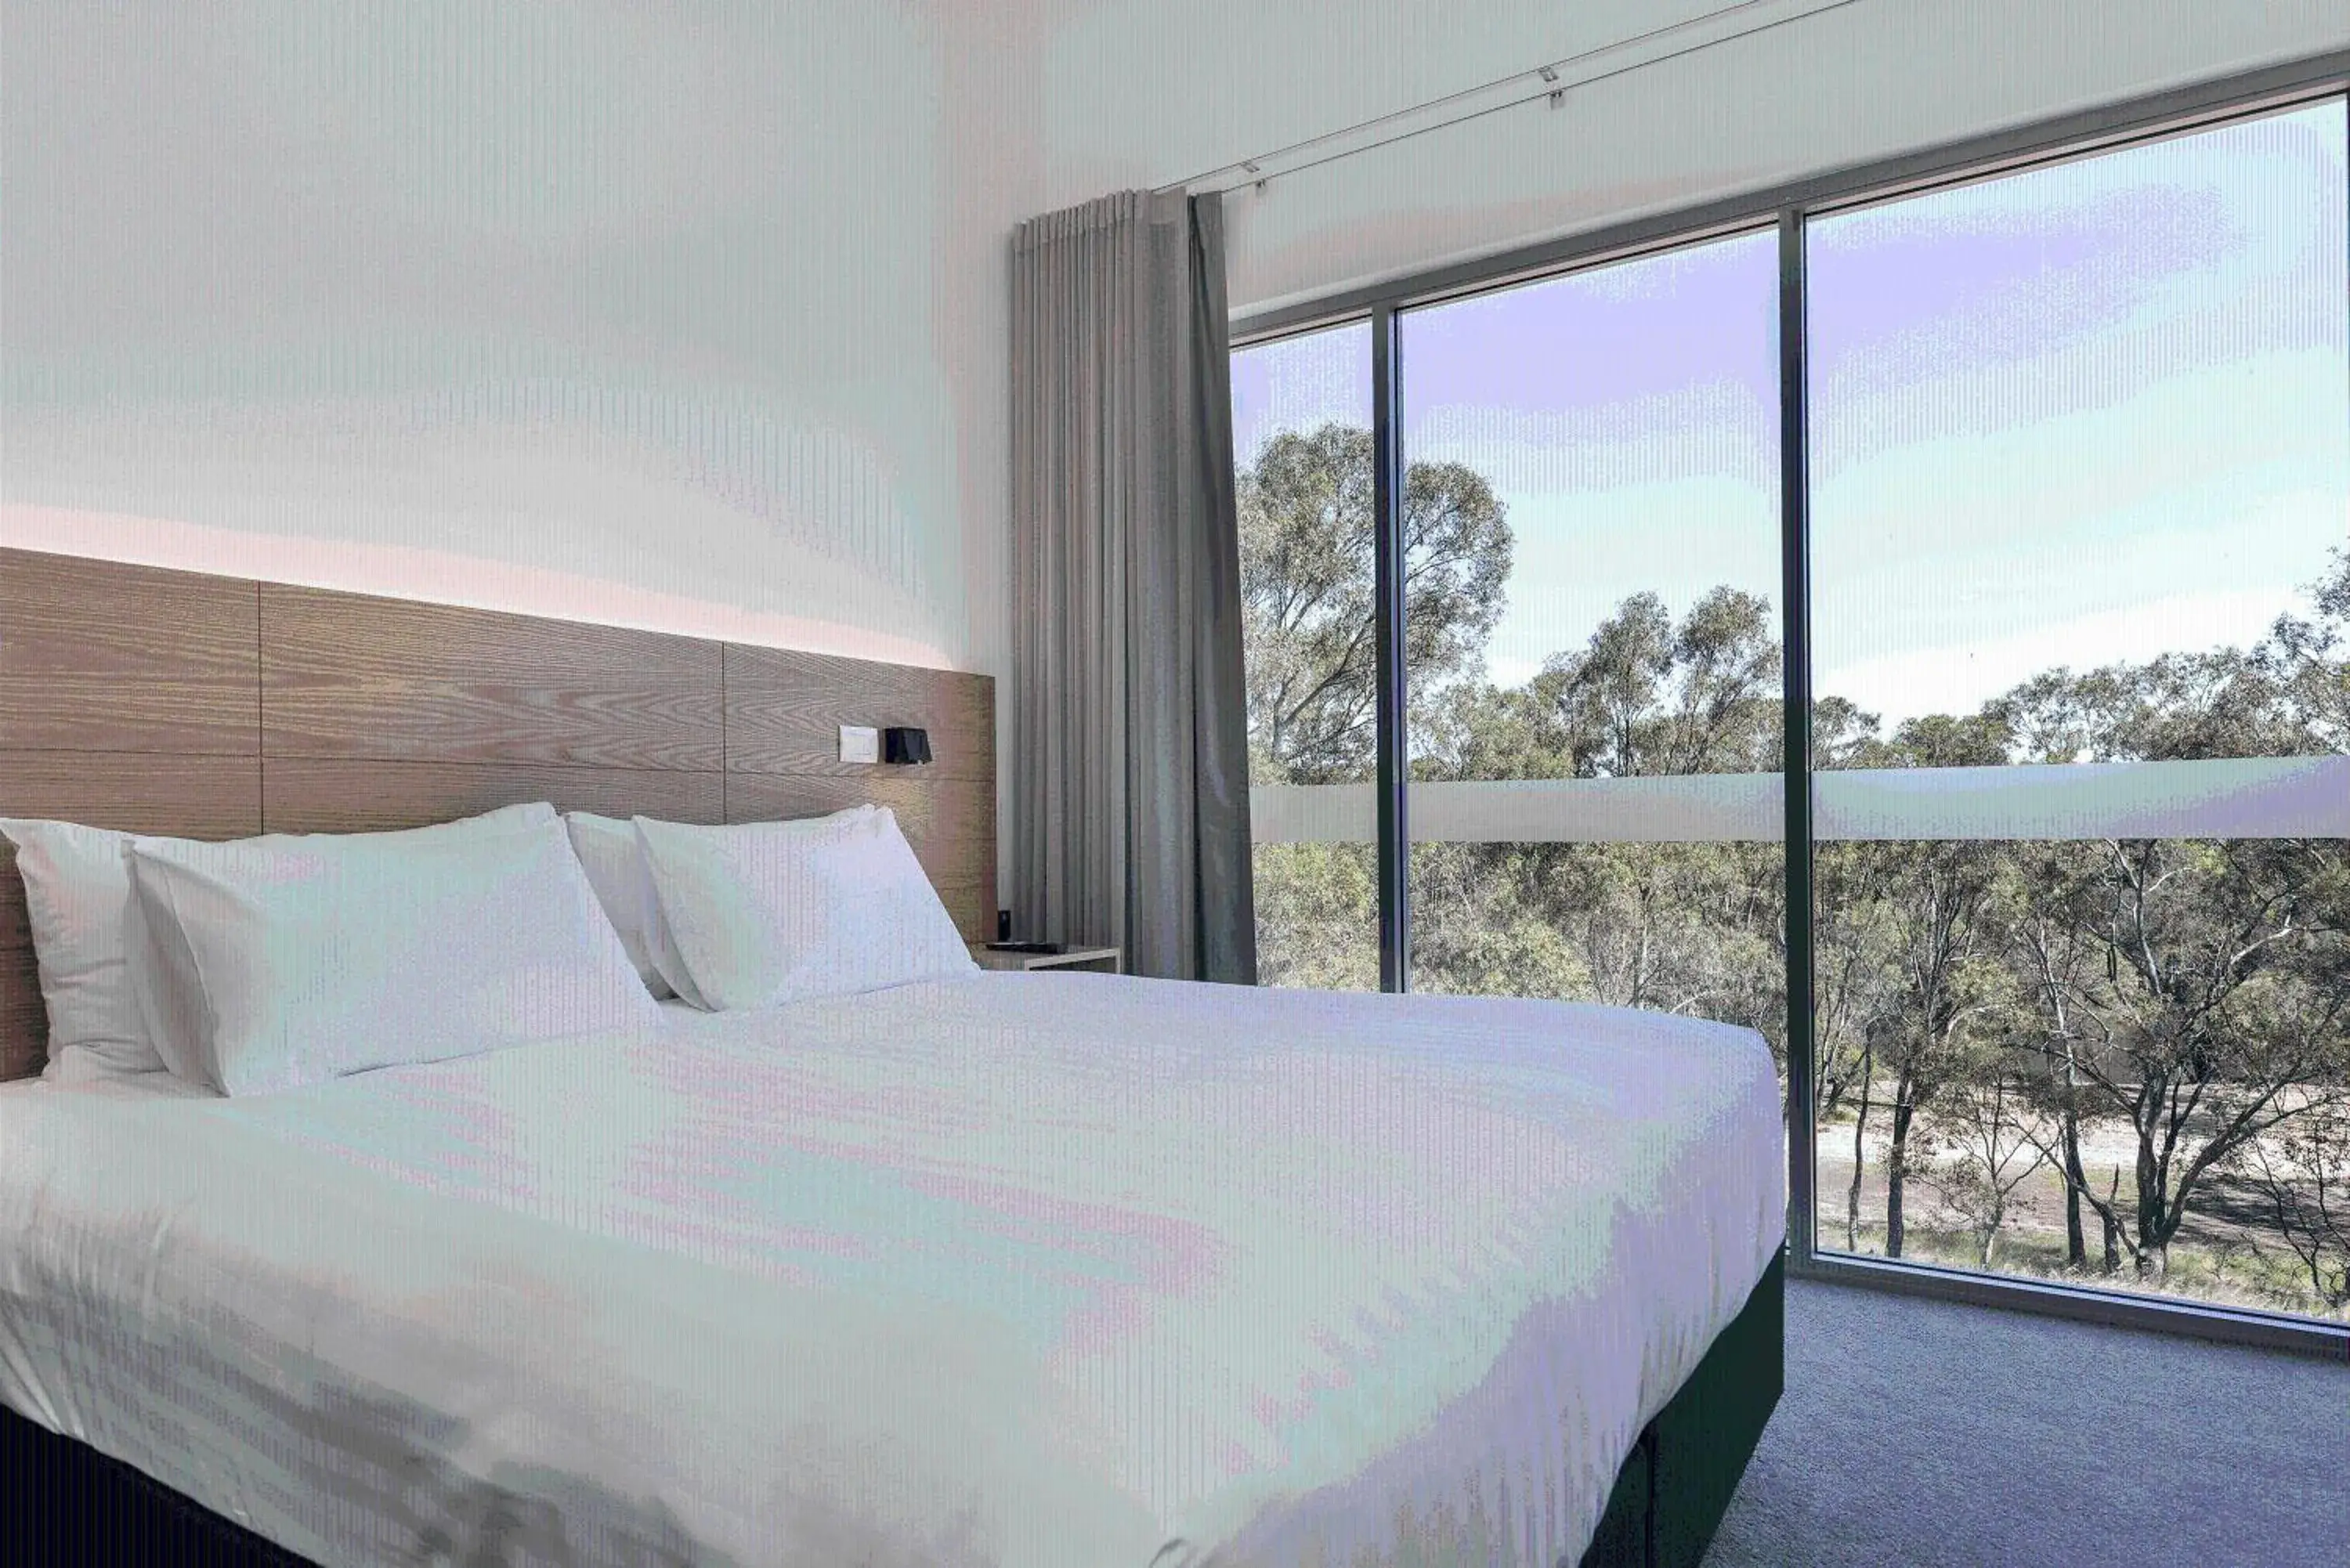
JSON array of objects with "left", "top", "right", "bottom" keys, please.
[{"left": 0, "top": 546, "right": 996, "bottom": 1082}]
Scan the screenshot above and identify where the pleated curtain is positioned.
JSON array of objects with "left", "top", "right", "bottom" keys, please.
[{"left": 1007, "top": 190, "right": 1256, "bottom": 985}]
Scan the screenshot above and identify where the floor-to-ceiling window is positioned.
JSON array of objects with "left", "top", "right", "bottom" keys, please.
[
  {"left": 1231, "top": 78, "right": 2350, "bottom": 1337},
  {"left": 1397, "top": 233, "right": 1786, "bottom": 1075},
  {"left": 1232, "top": 322, "right": 1379, "bottom": 989},
  {"left": 1805, "top": 98, "right": 2349, "bottom": 1321}
]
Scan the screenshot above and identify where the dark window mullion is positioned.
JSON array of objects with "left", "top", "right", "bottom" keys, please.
[
  {"left": 1778, "top": 207, "right": 1817, "bottom": 1264},
  {"left": 1372, "top": 305, "right": 1410, "bottom": 993}
]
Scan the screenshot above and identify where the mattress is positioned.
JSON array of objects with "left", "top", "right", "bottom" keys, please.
[{"left": 0, "top": 972, "right": 1784, "bottom": 1567}]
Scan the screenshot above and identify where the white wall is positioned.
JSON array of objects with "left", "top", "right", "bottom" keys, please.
[{"left": 1, "top": 0, "right": 1029, "bottom": 677}]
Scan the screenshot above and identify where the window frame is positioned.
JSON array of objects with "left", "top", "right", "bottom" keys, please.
[{"left": 1227, "top": 49, "right": 2350, "bottom": 1360}]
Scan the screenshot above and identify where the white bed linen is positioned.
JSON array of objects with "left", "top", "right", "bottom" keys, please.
[
  {"left": 0, "top": 974, "right": 1783, "bottom": 1567},
  {"left": 2, "top": 1064, "right": 218, "bottom": 1101}
]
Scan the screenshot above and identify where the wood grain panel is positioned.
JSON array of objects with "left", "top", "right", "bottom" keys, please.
[
  {"left": 262, "top": 585, "right": 725, "bottom": 770},
  {"left": 724, "top": 645, "right": 994, "bottom": 783},
  {"left": 0, "top": 547, "right": 259, "bottom": 753},
  {"left": 725, "top": 774, "right": 996, "bottom": 942},
  {"left": 0, "top": 848, "right": 25, "bottom": 955},
  {"left": 264, "top": 762, "right": 725, "bottom": 836},
  {"left": 0, "top": 751, "right": 264, "bottom": 839},
  {"left": 1, "top": 945, "right": 44, "bottom": 1084},
  {"left": 0, "top": 551, "right": 998, "bottom": 1078}
]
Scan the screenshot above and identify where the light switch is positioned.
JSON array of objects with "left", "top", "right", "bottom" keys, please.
[{"left": 838, "top": 724, "right": 880, "bottom": 764}]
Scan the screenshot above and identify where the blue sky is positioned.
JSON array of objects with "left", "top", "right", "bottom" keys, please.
[{"left": 1231, "top": 98, "right": 2348, "bottom": 731}]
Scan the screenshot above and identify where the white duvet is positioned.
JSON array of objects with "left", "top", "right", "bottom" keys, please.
[{"left": 0, "top": 972, "right": 1783, "bottom": 1567}]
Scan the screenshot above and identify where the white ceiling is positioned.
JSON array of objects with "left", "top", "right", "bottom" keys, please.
[{"left": 1020, "top": 0, "right": 1741, "bottom": 205}]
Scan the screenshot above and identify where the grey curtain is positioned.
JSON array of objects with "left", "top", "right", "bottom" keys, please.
[{"left": 1008, "top": 190, "right": 1256, "bottom": 985}]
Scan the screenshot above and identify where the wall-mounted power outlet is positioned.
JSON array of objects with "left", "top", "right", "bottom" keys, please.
[{"left": 838, "top": 724, "right": 880, "bottom": 764}]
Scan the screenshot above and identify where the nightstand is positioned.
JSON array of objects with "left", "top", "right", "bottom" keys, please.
[{"left": 968, "top": 945, "right": 1123, "bottom": 974}]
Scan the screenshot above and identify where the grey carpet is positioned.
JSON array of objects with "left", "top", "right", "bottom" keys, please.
[{"left": 1701, "top": 1279, "right": 2349, "bottom": 1568}]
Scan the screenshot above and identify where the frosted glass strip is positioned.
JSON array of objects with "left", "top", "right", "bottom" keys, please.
[
  {"left": 1250, "top": 782, "right": 1378, "bottom": 843},
  {"left": 1813, "top": 755, "right": 2350, "bottom": 842},
  {"left": 1250, "top": 755, "right": 2350, "bottom": 844},
  {"left": 1411, "top": 775, "right": 1783, "bottom": 844}
]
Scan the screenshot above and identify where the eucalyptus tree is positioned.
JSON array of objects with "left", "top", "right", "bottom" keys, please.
[
  {"left": 1237, "top": 424, "right": 1512, "bottom": 785},
  {"left": 1986, "top": 620, "right": 2350, "bottom": 1284},
  {"left": 1238, "top": 424, "right": 1514, "bottom": 989},
  {"left": 1817, "top": 714, "right": 2014, "bottom": 1259},
  {"left": 1922, "top": 1071, "right": 2051, "bottom": 1268},
  {"left": 2236, "top": 1097, "right": 2350, "bottom": 1312},
  {"left": 1411, "top": 589, "right": 1788, "bottom": 1046}
]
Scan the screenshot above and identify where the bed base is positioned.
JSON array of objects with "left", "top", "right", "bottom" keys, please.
[
  {"left": 1, "top": 1252, "right": 1783, "bottom": 1567},
  {"left": 2, "top": 1400, "right": 313, "bottom": 1567},
  {"left": 1578, "top": 1248, "right": 1784, "bottom": 1568}
]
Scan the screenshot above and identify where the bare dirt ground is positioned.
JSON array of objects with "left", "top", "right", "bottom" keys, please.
[{"left": 1810, "top": 1115, "right": 2344, "bottom": 1321}]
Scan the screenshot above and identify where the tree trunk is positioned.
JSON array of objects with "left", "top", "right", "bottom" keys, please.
[
  {"left": 1846, "top": 1045, "right": 1872, "bottom": 1252},
  {"left": 1887, "top": 1098, "right": 1914, "bottom": 1259},
  {"left": 2100, "top": 1167, "right": 2122, "bottom": 1274},
  {"left": 2059, "top": 1104, "right": 2088, "bottom": 1270},
  {"left": 2135, "top": 1143, "right": 2168, "bottom": 1280}
]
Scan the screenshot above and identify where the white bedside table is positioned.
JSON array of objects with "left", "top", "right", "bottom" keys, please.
[{"left": 968, "top": 945, "right": 1123, "bottom": 974}]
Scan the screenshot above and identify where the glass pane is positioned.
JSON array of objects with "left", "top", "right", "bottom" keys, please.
[
  {"left": 1233, "top": 321, "right": 1379, "bottom": 989},
  {"left": 1807, "top": 99, "right": 2350, "bottom": 1321},
  {"left": 1397, "top": 230, "right": 1788, "bottom": 1072}
]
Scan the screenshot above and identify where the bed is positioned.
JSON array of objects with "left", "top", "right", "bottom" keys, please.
[
  {"left": 2, "top": 976, "right": 1781, "bottom": 1566},
  {"left": 0, "top": 546, "right": 1784, "bottom": 1566}
]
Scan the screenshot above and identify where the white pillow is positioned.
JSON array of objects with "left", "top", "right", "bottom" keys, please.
[
  {"left": 2, "top": 818, "right": 168, "bottom": 1081},
  {"left": 632, "top": 806, "right": 872, "bottom": 1008},
  {"left": 123, "top": 812, "right": 647, "bottom": 1096},
  {"left": 562, "top": 812, "right": 676, "bottom": 1000},
  {"left": 1, "top": 804, "right": 553, "bottom": 1084},
  {"left": 634, "top": 806, "right": 973, "bottom": 1011}
]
